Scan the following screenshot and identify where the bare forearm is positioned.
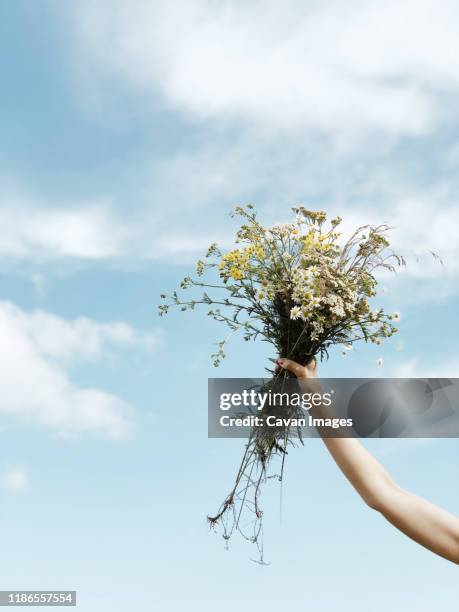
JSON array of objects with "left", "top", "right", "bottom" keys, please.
[
  {"left": 321, "top": 435, "right": 394, "bottom": 509},
  {"left": 319, "top": 431, "right": 459, "bottom": 564},
  {"left": 380, "top": 485, "right": 459, "bottom": 564}
]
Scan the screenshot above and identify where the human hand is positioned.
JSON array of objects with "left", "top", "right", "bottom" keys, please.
[
  {"left": 276, "top": 357, "right": 320, "bottom": 392},
  {"left": 276, "top": 357, "right": 318, "bottom": 378}
]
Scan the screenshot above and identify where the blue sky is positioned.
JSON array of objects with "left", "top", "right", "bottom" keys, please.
[{"left": 0, "top": 1, "right": 458, "bottom": 610}]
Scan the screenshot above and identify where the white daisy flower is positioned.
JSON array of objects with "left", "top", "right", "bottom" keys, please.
[{"left": 290, "top": 306, "right": 302, "bottom": 320}]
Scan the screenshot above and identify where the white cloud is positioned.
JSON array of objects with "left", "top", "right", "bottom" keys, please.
[
  {"left": 1, "top": 467, "right": 28, "bottom": 492},
  {"left": 3, "top": 2, "right": 459, "bottom": 291},
  {"left": 0, "top": 187, "right": 128, "bottom": 261},
  {"left": 0, "top": 302, "right": 159, "bottom": 439},
  {"left": 18, "top": 308, "right": 158, "bottom": 362},
  {"left": 2, "top": 154, "right": 457, "bottom": 295},
  {"left": 70, "top": 0, "right": 459, "bottom": 141},
  {"left": 394, "top": 357, "right": 459, "bottom": 378},
  {"left": 0, "top": 180, "right": 231, "bottom": 263},
  {"left": 153, "top": 147, "right": 459, "bottom": 280},
  {"left": 332, "top": 195, "right": 459, "bottom": 279}
]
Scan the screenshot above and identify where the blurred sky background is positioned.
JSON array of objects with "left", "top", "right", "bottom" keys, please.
[{"left": 0, "top": 1, "right": 458, "bottom": 610}]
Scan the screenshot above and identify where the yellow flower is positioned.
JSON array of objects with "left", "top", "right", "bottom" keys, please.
[
  {"left": 229, "top": 267, "right": 244, "bottom": 281},
  {"left": 196, "top": 260, "right": 205, "bottom": 276}
]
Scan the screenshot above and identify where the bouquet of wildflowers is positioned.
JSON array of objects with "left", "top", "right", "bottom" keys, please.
[{"left": 159, "top": 205, "right": 403, "bottom": 562}]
